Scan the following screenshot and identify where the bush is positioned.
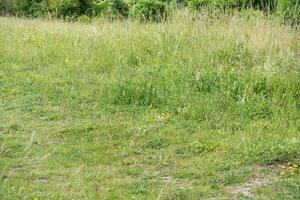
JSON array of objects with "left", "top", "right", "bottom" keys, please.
[
  {"left": 0, "top": 0, "right": 31, "bottom": 15},
  {"left": 48, "top": 0, "right": 93, "bottom": 17},
  {"left": 0, "top": 0, "right": 93, "bottom": 17},
  {"left": 131, "top": 0, "right": 167, "bottom": 21},
  {"left": 0, "top": 0, "right": 298, "bottom": 24},
  {"left": 94, "top": 0, "right": 129, "bottom": 17},
  {"left": 27, "top": 0, "right": 51, "bottom": 17},
  {"left": 0, "top": 0, "right": 6, "bottom": 13}
]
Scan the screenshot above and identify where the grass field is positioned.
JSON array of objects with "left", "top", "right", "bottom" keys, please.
[{"left": 0, "top": 10, "right": 300, "bottom": 199}]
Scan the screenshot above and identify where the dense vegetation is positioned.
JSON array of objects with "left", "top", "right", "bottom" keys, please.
[
  {"left": 0, "top": 9, "right": 299, "bottom": 199},
  {"left": 0, "top": 0, "right": 299, "bottom": 23}
]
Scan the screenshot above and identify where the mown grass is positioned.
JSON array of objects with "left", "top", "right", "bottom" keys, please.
[{"left": 0, "top": 10, "right": 299, "bottom": 199}]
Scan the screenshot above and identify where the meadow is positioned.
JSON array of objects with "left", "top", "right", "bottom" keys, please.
[{"left": 0, "top": 9, "right": 300, "bottom": 199}]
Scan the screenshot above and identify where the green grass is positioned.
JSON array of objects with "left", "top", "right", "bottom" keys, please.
[{"left": 0, "top": 10, "right": 300, "bottom": 199}]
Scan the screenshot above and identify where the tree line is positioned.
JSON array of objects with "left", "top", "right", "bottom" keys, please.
[{"left": 0, "top": 0, "right": 299, "bottom": 23}]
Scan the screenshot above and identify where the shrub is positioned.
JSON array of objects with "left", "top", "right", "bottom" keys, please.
[
  {"left": 48, "top": 0, "right": 93, "bottom": 17},
  {"left": 27, "top": 0, "right": 51, "bottom": 17},
  {"left": 0, "top": 0, "right": 6, "bottom": 13},
  {"left": 0, "top": 0, "right": 93, "bottom": 17},
  {"left": 0, "top": 0, "right": 31, "bottom": 15},
  {"left": 131, "top": 0, "right": 167, "bottom": 21},
  {"left": 94, "top": 0, "right": 129, "bottom": 17}
]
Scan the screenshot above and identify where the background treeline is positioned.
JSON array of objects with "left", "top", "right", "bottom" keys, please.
[{"left": 0, "top": 0, "right": 299, "bottom": 23}]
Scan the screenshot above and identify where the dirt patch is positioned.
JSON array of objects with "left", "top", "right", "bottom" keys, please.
[{"left": 227, "top": 176, "right": 272, "bottom": 199}]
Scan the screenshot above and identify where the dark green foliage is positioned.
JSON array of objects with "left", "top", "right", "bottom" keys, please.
[
  {"left": 0, "top": 0, "right": 31, "bottom": 15},
  {"left": 0, "top": 0, "right": 94, "bottom": 17},
  {"left": 27, "top": 0, "right": 50, "bottom": 17},
  {"left": 187, "top": 0, "right": 298, "bottom": 23},
  {"left": 94, "top": 0, "right": 129, "bottom": 17},
  {"left": 131, "top": 0, "right": 167, "bottom": 21},
  {"left": 0, "top": 0, "right": 6, "bottom": 13},
  {"left": 0, "top": 0, "right": 298, "bottom": 23},
  {"left": 49, "top": 0, "right": 93, "bottom": 17}
]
